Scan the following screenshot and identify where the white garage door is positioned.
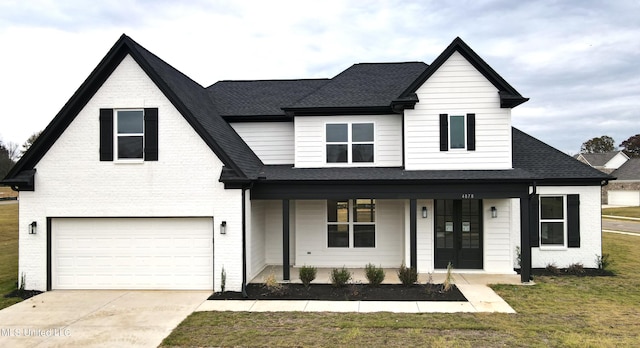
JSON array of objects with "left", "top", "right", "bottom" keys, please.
[
  {"left": 609, "top": 191, "right": 640, "bottom": 206},
  {"left": 52, "top": 218, "right": 213, "bottom": 290}
]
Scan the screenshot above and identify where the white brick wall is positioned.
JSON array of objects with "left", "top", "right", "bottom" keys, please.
[{"left": 19, "top": 55, "right": 244, "bottom": 291}]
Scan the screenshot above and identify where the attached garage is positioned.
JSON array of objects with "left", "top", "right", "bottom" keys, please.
[
  {"left": 608, "top": 190, "right": 640, "bottom": 206},
  {"left": 50, "top": 217, "right": 214, "bottom": 290}
]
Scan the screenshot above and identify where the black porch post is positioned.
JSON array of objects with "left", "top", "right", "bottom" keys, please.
[
  {"left": 282, "top": 199, "right": 290, "bottom": 281},
  {"left": 410, "top": 199, "right": 417, "bottom": 271},
  {"left": 520, "top": 195, "right": 532, "bottom": 282}
]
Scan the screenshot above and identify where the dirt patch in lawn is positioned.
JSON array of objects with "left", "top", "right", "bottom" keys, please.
[{"left": 209, "top": 283, "right": 466, "bottom": 301}]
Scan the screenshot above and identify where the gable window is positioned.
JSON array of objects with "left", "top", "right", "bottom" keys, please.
[
  {"left": 99, "top": 108, "right": 158, "bottom": 162},
  {"left": 327, "top": 199, "right": 375, "bottom": 248},
  {"left": 326, "top": 123, "right": 374, "bottom": 163},
  {"left": 540, "top": 196, "right": 566, "bottom": 246},
  {"left": 439, "top": 113, "right": 475, "bottom": 151},
  {"left": 116, "top": 110, "right": 144, "bottom": 159}
]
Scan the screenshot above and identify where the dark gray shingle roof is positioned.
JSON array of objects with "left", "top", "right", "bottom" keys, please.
[
  {"left": 611, "top": 158, "right": 640, "bottom": 180},
  {"left": 208, "top": 79, "right": 329, "bottom": 117},
  {"left": 287, "top": 62, "right": 428, "bottom": 109}
]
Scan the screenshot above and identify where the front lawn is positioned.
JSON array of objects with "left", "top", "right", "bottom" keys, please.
[
  {"left": 603, "top": 206, "right": 640, "bottom": 218},
  {"left": 0, "top": 202, "right": 21, "bottom": 310},
  {"left": 162, "top": 233, "right": 640, "bottom": 347}
]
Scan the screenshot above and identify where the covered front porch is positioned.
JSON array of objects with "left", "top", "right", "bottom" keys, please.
[
  {"left": 251, "top": 265, "right": 522, "bottom": 285},
  {"left": 246, "top": 179, "right": 535, "bottom": 286}
]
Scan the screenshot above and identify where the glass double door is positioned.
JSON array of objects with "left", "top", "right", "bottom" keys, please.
[{"left": 434, "top": 199, "right": 483, "bottom": 269}]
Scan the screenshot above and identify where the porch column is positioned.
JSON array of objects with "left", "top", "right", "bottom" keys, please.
[
  {"left": 409, "top": 199, "right": 417, "bottom": 271},
  {"left": 520, "top": 195, "right": 532, "bottom": 282},
  {"left": 282, "top": 199, "right": 290, "bottom": 281}
]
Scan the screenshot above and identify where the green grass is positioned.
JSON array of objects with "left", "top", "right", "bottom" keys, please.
[
  {"left": 603, "top": 206, "right": 640, "bottom": 218},
  {"left": 162, "top": 233, "right": 640, "bottom": 347},
  {"left": 0, "top": 202, "right": 21, "bottom": 310}
]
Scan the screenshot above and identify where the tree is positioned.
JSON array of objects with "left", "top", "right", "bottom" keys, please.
[
  {"left": 21, "top": 131, "right": 42, "bottom": 156},
  {"left": 620, "top": 134, "right": 640, "bottom": 158},
  {"left": 580, "top": 135, "right": 615, "bottom": 154},
  {"left": 0, "top": 140, "right": 16, "bottom": 179}
]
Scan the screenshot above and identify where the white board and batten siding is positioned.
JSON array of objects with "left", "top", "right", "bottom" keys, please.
[
  {"left": 404, "top": 51, "right": 512, "bottom": 170},
  {"left": 294, "top": 200, "right": 405, "bottom": 267},
  {"left": 231, "top": 122, "right": 295, "bottom": 164},
  {"left": 294, "top": 115, "right": 402, "bottom": 168}
]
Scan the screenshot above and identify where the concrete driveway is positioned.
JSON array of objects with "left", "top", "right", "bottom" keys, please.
[{"left": 0, "top": 290, "right": 210, "bottom": 348}]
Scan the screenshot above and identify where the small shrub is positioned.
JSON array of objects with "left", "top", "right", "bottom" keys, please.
[
  {"left": 18, "top": 273, "right": 26, "bottom": 295},
  {"left": 263, "top": 270, "right": 286, "bottom": 294},
  {"left": 220, "top": 267, "right": 226, "bottom": 292},
  {"left": 330, "top": 267, "right": 352, "bottom": 287},
  {"left": 365, "top": 263, "right": 385, "bottom": 287},
  {"left": 441, "top": 262, "right": 455, "bottom": 292},
  {"left": 567, "top": 262, "right": 585, "bottom": 275},
  {"left": 515, "top": 246, "right": 522, "bottom": 269},
  {"left": 397, "top": 263, "right": 417, "bottom": 287},
  {"left": 596, "top": 253, "right": 612, "bottom": 270},
  {"left": 545, "top": 262, "right": 560, "bottom": 275},
  {"left": 299, "top": 265, "right": 317, "bottom": 288}
]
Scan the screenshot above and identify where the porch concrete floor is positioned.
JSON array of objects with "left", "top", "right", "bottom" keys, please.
[{"left": 250, "top": 265, "right": 522, "bottom": 285}]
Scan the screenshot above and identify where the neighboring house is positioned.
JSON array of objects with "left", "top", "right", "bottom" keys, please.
[
  {"left": 607, "top": 159, "right": 640, "bottom": 206},
  {"left": 575, "top": 151, "right": 629, "bottom": 174},
  {"left": 2, "top": 35, "right": 611, "bottom": 292}
]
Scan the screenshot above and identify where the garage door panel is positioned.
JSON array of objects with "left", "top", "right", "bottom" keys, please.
[{"left": 52, "top": 218, "right": 214, "bottom": 290}]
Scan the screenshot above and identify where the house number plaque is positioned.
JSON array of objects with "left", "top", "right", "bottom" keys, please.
[{"left": 462, "top": 193, "right": 474, "bottom": 199}]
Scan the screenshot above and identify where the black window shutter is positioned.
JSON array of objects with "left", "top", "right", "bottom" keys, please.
[
  {"left": 439, "top": 114, "right": 448, "bottom": 151},
  {"left": 467, "top": 113, "right": 476, "bottom": 151},
  {"left": 529, "top": 194, "right": 540, "bottom": 247},
  {"left": 99, "top": 109, "right": 113, "bottom": 161},
  {"left": 144, "top": 108, "right": 159, "bottom": 161},
  {"left": 567, "top": 194, "right": 580, "bottom": 247}
]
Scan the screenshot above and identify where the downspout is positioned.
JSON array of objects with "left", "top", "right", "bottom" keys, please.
[{"left": 241, "top": 184, "right": 250, "bottom": 298}]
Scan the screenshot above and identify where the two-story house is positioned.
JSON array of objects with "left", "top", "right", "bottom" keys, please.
[{"left": 2, "top": 35, "right": 610, "bottom": 292}]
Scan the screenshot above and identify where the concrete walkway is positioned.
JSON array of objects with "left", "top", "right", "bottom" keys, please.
[{"left": 197, "top": 273, "right": 521, "bottom": 314}]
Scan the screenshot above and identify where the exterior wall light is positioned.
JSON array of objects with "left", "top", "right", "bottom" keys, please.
[
  {"left": 491, "top": 207, "right": 498, "bottom": 219},
  {"left": 220, "top": 221, "right": 226, "bottom": 234},
  {"left": 29, "top": 221, "right": 37, "bottom": 234},
  {"left": 422, "top": 206, "right": 428, "bottom": 218}
]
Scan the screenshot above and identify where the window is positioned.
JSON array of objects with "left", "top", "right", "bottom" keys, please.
[
  {"left": 327, "top": 199, "right": 375, "bottom": 248},
  {"left": 449, "top": 115, "right": 465, "bottom": 149},
  {"left": 326, "top": 123, "right": 374, "bottom": 163},
  {"left": 116, "top": 110, "right": 144, "bottom": 160},
  {"left": 439, "top": 113, "right": 475, "bottom": 151},
  {"left": 99, "top": 108, "right": 158, "bottom": 162},
  {"left": 540, "top": 196, "right": 566, "bottom": 246}
]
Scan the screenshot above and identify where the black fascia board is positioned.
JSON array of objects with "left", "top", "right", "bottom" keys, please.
[
  {"left": 222, "top": 114, "right": 293, "bottom": 122},
  {"left": 398, "top": 37, "right": 528, "bottom": 109},
  {"left": 282, "top": 106, "right": 394, "bottom": 116}
]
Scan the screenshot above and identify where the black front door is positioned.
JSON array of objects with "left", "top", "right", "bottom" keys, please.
[{"left": 434, "top": 199, "right": 483, "bottom": 269}]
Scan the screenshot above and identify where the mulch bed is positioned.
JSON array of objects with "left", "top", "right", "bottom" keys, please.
[
  {"left": 529, "top": 268, "right": 615, "bottom": 277},
  {"left": 4, "top": 289, "right": 43, "bottom": 300},
  {"left": 209, "top": 283, "right": 466, "bottom": 301}
]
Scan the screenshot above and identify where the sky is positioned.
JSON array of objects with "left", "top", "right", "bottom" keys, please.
[{"left": 1, "top": 0, "right": 639, "bottom": 155}]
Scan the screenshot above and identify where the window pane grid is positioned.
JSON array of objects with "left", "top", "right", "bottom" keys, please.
[
  {"left": 328, "top": 199, "right": 375, "bottom": 248},
  {"left": 326, "top": 123, "right": 374, "bottom": 163},
  {"left": 540, "top": 196, "right": 566, "bottom": 246},
  {"left": 116, "top": 110, "right": 144, "bottom": 160}
]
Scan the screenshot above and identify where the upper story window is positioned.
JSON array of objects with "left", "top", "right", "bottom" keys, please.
[
  {"left": 326, "top": 123, "right": 374, "bottom": 163},
  {"left": 116, "top": 110, "right": 144, "bottom": 160},
  {"left": 99, "top": 108, "right": 158, "bottom": 162},
  {"left": 439, "top": 113, "right": 475, "bottom": 151},
  {"left": 540, "top": 196, "right": 566, "bottom": 246}
]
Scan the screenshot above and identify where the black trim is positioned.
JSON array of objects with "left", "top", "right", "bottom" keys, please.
[
  {"left": 223, "top": 115, "right": 292, "bottom": 122},
  {"left": 567, "top": 194, "right": 580, "bottom": 248},
  {"left": 251, "top": 182, "right": 529, "bottom": 200},
  {"left": 46, "top": 217, "right": 52, "bottom": 291},
  {"left": 99, "top": 109, "right": 114, "bottom": 161},
  {"left": 467, "top": 113, "right": 476, "bottom": 151},
  {"left": 409, "top": 199, "right": 417, "bottom": 271},
  {"left": 529, "top": 194, "right": 540, "bottom": 247},
  {"left": 282, "top": 106, "right": 393, "bottom": 116},
  {"left": 520, "top": 194, "right": 532, "bottom": 282},
  {"left": 439, "top": 114, "right": 448, "bottom": 151},
  {"left": 282, "top": 200, "right": 290, "bottom": 281},
  {"left": 144, "top": 108, "right": 159, "bottom": 161},
  {"left": 241, "top": 189, "right": 247, "bottom": 297}
]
